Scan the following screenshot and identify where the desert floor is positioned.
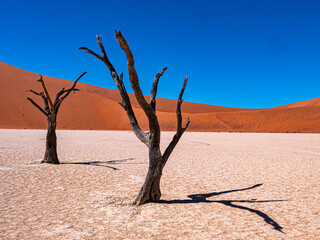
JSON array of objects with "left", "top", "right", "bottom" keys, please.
[{"left": 0, "top": 129, "right": 319, "bottom": 239}]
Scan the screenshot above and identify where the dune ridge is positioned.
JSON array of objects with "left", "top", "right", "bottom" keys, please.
[{"left": 0, "top": 62, "right": 319, "bottom": 132}]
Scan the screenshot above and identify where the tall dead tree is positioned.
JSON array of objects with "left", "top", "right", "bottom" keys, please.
[
  {"left": 26, "top": 72, "right": 87, "bottom": 164},
  {"left": 80, "top": 31, "right": 190, "bottom": 205}
]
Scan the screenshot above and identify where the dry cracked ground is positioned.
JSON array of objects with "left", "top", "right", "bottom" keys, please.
[{"left": 0, "top": 129, "right": 319, "bottom": 239}]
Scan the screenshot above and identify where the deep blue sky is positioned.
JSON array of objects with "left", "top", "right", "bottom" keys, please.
[{"left": 1, "top": 0, "right": 319, "bottom": 108}]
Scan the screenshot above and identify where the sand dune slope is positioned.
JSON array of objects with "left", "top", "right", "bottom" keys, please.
[
  {"left": 0, "top": 62, "right": 319, "bottom": 132},
  {"left": 276, "top": 97, "right": 320, "bottom": 108}
]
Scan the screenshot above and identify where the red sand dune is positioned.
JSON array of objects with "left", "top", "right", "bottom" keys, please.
[
  {"left": 275, "top": 97, "right": 320, "bottom": 108},
  {"left": 1, "top": 62, "right": 319, "bottom": 132}
]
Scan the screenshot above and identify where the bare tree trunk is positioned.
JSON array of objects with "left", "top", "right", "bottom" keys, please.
[
  {"left": 134, "top": 144, "right": 163, "bottom": 204},
  {"left": 42, "top": 120, "right": 59, "bottom": 164}
]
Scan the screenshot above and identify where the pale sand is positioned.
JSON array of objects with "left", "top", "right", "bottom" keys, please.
[{"left": 0, "top": 129, "right": 319, "bottom": 239}]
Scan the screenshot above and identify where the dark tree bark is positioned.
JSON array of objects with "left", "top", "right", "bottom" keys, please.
[
  {"left": 26, "top": 72, "right": 86, "bottom": 164},
  {"left": 80, "top": 31, "right": 190, "bottom": 205},
  {"left": 44, "top": 119, "right": 58, "bottom": 164}
]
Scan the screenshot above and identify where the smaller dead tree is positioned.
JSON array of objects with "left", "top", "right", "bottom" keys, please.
[
  {"left": 26, "top": 72, "right": 86, "bottom": 164},
  {"left": 80, "top": 31, "right": 190, "bottom": 205}
]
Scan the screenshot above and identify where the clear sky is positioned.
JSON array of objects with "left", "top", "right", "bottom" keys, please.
[{"left": 1, "top": 0, "right": 319, "bottom": 108}]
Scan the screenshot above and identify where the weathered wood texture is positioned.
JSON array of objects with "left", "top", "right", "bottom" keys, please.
[
  {"left": 26, "top": 72, "right": 86, "bottom": 164},
  {"left": 80, "top": 31, "right": 190, "bottom": 205}
]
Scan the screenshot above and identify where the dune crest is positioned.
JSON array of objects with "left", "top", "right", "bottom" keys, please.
[{"left": 276, "top": 97, "right": 320, "bottom": 109}]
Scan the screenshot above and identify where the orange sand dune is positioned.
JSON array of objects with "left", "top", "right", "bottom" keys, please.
[
  {"left": 0, "top": 62, "right": 319, "bottom": 132},
  {"left": 276, "top": 97, "right": 320, "bottom": 109}
]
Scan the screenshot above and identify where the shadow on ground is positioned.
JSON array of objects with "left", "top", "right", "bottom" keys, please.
[
  {"left": 159, "top": 184, "right": 287, "bottom": 232},
  {"left": 60, "top": 158, "right": 135, "bottom": 170}
]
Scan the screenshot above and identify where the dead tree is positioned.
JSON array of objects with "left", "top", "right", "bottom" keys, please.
[
  {"left": 26, "top": 72, "right": 87, "bottom": 164},
  {"left": 80, "top": 31, "right": 190, "bottom": 205}
]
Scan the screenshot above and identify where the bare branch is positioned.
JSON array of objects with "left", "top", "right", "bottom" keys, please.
[
  {"left": 96, "top": 35, "right": 117, "bottom": 73},
  {"left": 53, "top": 71, "right": 86, "bottom": 113},
  {"left": 53, "top": 87, "right": 66, "bottom": 107},
  {"left": 37, "top": 75, "right": 53, "bottom": 111},
  {"left": 115, "top": 31, "right": 148, "bottom": 107},
  {"left": 118, "top": 72, "right": 126, "bottom": 105},
  {"left": 80, "top": 34, "right": 149, "bottom": 146},
  {"left": 184, "top": 117, "right": 191, "bottom": 130},
  {"left": 116, "top": 73, "right": 149, "bottom": 145},
  {"left": 176, "top": 74, "right": 188, "bottom": 132},
  {"left": 78, "top": 47, "right": 104, "bottom": 62},
  {"left": 26, "top": 89, "right": 41, "bottom": 96},
  {"left": 178, "top": 74, "right": 188, "bottom": 103},
  {"left": 150, "top": 67, "right": 167, "bottom": 112},
  {"left": 80, "top": 36, "right": 117, "bottom": 83},
  {"left": 162, "top": 74, "right": 190, "bottom": 164},
  {"left": 115, "top": 30, "right": 159, "bottom": 136},
  {"left": 54, "top": 88, "right": 80, "bottom": 107},
  {"left": 26, "top": 88, "right": 50, "bottom": 115},
  {"left": 80, "top": 36, "right": 117, "bottom": 75},
  {"left": 60, "top": 71, "right": 86, "bottom": 101},
  {"left": 39, "top": 92, "right": 50, "bottom": 114},
  {"left": 26, "top": 97, "right": 49, "bottom": 117}
]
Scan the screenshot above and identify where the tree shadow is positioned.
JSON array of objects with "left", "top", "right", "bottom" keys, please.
[
  {"left": 60, "top": 158, "right": 135, "bottom": 170},
  {"left": 159, "top": 184, "right": 286, "bottom": 233}
]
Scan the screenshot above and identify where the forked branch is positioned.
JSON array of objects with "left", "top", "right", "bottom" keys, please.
[
  {"left": 53, "top": 87, "right": 66, "bottom": 106},
  {"left": 37, "top": 75, "right": 53, "bottom": 110},
  {"left": 27, "top": 76, "right": 52, "bottom": 116},
  {"left": 150, "top": 67, "right": 167, "bottom": 112},
  {"left": 26, "top": 89, "right": 50, "bottom": 114},
  {"left": 26, "top": 97, "right": 49, "bottom": 117},
  {"left": 162, "top": 75, "right": 190, "bottom": 164},
  {"left": 53, "top": 71, "right": 86, "bottom": 113},
  {"left": 79, "top": 35, "right": 116, "bottom": 73},
  {"left": 79, "top": 35, "right": 149, "bottom": 145}
]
